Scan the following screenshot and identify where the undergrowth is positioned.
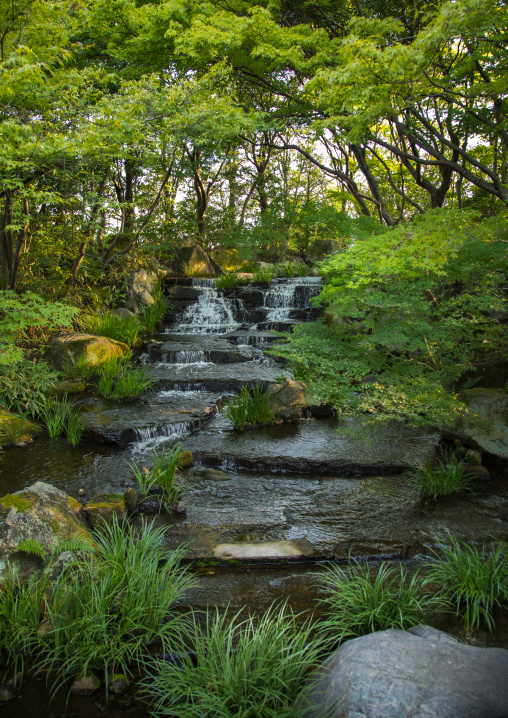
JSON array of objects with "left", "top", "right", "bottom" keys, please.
[
  {"left": 223, "top": 385, "right": 274, "bottom": 430},
  {"left": 410, "top": 451, "right": 472, "bottom": 499},
  {"left": 82, "top": 312, "right": 140, "bottom": 347}
]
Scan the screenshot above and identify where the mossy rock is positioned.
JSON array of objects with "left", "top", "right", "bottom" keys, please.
[
  {"left": 178, "top": 450, "right": 194, "bottom": 469},
  {"left": 0, "top": 482, "right": 92, "bottom": 581},
  {"left": 123, "top": 487, "right": 139, "bottom": 512},
  {"left": 52, "top": 379, "right": 86, "bottom": 395},
  {"left": 0, "top": 409, "right": 43, "bottom": 447},
  {"left": 47, "top": 332, "right": 129, "bottom": 370},
  {"left": 84, "top": 493, "right": 126, "bottom": 528}
]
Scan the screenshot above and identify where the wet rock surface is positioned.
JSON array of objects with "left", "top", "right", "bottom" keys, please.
[
  {"left": 303, "top": 625, "right": 508, "bottom": 718},
  {"left": 47, "top": 332, "right": 129, "bottom": 369},
  {"left": 445, "top": 387, "right": 508, "bottom": 461},
  {"left": 84, "top": 492, "right": 126, "bottom": 527}
]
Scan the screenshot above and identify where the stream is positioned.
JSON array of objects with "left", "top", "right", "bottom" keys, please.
[{"left": 1, "top": 276, "right": 508, "bottom": 716}]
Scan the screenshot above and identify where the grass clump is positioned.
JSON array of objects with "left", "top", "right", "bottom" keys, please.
[
  {"left": 0, "top": 521, "right": 193, "bottom": 692},
  {"left": 127, "top": 444, "right": 184, "bottom": 505},
  {"left": 215, "top": 273, "right": 250, "bottom": 291},
  {"left": 223, "top": 384, "right": 274, "bottom": 431},
  {"left": 427, "top": 535, "right": 508, "bottom": 631},
  {"left": 318, "top": 561, "right": 436, "bottom": 642},
  {"left": 146, "top": 604, "right": 325, "bottom": 718},
  {"left": 296, "top": 263, "right": 309, "bottom": 277},
  {"left": 410, "top": 451, "right": 472, "bottom": 499},
  {"left": 279, "top": 262, "right": 295, "bottom": 278},
  {"left": 141, "top": 282, "right": 170, "bottom": 333},
  {"left": 83, "top": 312, "right": 140, "bottom": 347},
  {"left": 97, "top": 359, "right": 154, "bottom": 401},
  {"left": 253, "top": 267, "right": 275, "bottom": 285},
  {"left": 38, "top": 395, "right": 87, "bottom": 446}
]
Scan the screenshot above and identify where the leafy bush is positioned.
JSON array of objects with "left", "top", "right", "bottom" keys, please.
[
  {"left": 274, "top": 210, "right": 508, "bottom": 426},
  {"left": 0, "top": 291, "right": 79, "bottom": 365},
  {"left": 146, "top": 605, "right": 325, "bottom": 718},
  {"left": 0, "top": 521, "right": 193, "bottom": 691},
  {"left": 410, "top": 451, "right": 472, "bottom": 499},
  {"left": 427, "top": 535, "right": 508, "bottom": 630},
  {"left": 318, "top": 561, "right": 436, "bottom": 642},
  {"left": 83, "top": 312, "right": 140, "bottom": 347},
  {"left": 223, "top": 385, "right": 274, "bottom": 430},
  {"left": 0, "top": 360, "right": 59, "bottom": 417},
  {"left": 141, "top": 282, "right": 170, "bottom": 333}
]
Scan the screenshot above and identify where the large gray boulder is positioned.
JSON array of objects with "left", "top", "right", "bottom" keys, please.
[
  {"left": 303, "top": 625, "right": 508, "bottom": 718},
  {"left": 304, "top": 239, "right": 341, "bottom": 264},
  {"left": 443, "top": 387, "right": 508, "bottom": 461},
  {"left": 174, "top": 238, "right": 217, "bottom": 277},
  {"left": 126, "top": 268, "right": 158, "bottom": 312}
]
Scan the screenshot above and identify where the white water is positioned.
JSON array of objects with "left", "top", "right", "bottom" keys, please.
[
  {"left": 263, "top": 277, "right": 322, "bottom": 323},
  {"left": 171, "top": 279, "right": 240, "bottom": 335}
]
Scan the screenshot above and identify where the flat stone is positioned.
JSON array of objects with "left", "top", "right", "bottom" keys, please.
[
  {"left": 303, "top": 625, "right": 508, "bottom": 718},
  {"left": 213, "top": 539, "right": 313, "bottom": 560}
]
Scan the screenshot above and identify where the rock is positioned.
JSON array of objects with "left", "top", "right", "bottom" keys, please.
[
  {"left": 265, "top": 380, "right": 308, "bottom": 421},
  {"left": 126, "top": 268, "right": 158, "bottom": 312},
  {"left": 44, "top": 550, "right": 77, "bottom": 581},
  {"left": 173, "top": 501, "right": 187, "bottom": 515},
  {"left": 110, "top": 673, "right": 130, "bottom": 694},
  {"left": 211, "top": 248, "right": 241, "bottom": 271},
  {"left": 465, "top": 465, "right": 491, "bottom": 480},
  {"left": 78, "top": 488, "right": 85, "bottom": 496},
  {"left": 308, "top": 403, "right": 336, "bottom": 418},
  {"left": 203, "top": 468, "right": 230, "bottom": 481},
  {"left": 178, "top": 450, "right": 194, "bottom": 469},
  {"left": 304, "top": 239, "right": 341, "bottom": 264},
  {"left": 442, "top": 388, "right": 508, "bottom": 461},
  {"left": 123, "top": 487, "right": 139, "bottom": 512},
  {"left": 465, "top": 448, "right": 483, "bottom": 465},
  {"left": 0, "top": 686, "right": 15, "bottom": 705},
  {"left": 71, "top": 673, "right": 100, "bottom": 695},
  {"left": 174, "top": 238, "right": 216, "bottom": 277},
  {"left": 47, "top": 332, "right": 129, "bottom": 370},
  {"left": 166, "top": 286, "right": 202, "bottom": 302},
  {"left": 0, "top": 409, "right": 43, "bottom": 448},
  {"left": 6, "top": 671, "right": 22, "bottom": 687},
  {"left": 37, "top": 618, "right": 54, "bottom": 638},
  {"left": 115, "top": 307, "right": 140, "bottom": 322},
  {"left": 84, "top": 493, "right": 126, "bottom": 528},
  {"left": 52, "top": 378, "right": 86, "bottom": 395},
  {"left": 0, "top": 482, "right": 92, "bottom": 581},
  {"left": 303, "top": 625, "right": 508, "bottom": 718}
]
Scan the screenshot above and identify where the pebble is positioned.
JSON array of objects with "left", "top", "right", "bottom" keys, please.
[
  {"left": 78, "top": 488, "right": 85, "bottom": 496},
  {"left": 173, "top": 501, "right": 187, "bottom": 515}
]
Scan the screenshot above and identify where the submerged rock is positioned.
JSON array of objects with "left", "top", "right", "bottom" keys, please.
[
  {"left": 0, "top": 482, "right": 91, "bottom": 580},
  {"left": 265, "top": 380, "right": 308, "bottom": 421},
  {"left": 47, "top": 332, "right": 129, "bottom": 369},
  {"left": 0, "top": 686, "right": 15, "bottom": 705},
  {"left": 84, "top": 493, "right": 126, "bottom": 528},
  {"left": 52, "top": 379, "right": 86, "bottom": 395},
  {"left": 303, "top": 625, "right": 508, "bottom": 718}
]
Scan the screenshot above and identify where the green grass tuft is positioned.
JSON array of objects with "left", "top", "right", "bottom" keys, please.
[
  {"left": 97, "top": 362, "right": 154, "bottom": 401},
  {"left": 83, "top": 312, "right": 140, "bottom": 347},
  {"left": 253, "top": 267, "right": 275, "bottom": 285},
  {"left": 145, "top": 604, "right": 325, "bottom": 718},
  {"left": 141, "top": 282, "right": 170, "bottom": 333},
  {"left": 410, "top": 451, "right": 472, "bottom": 499},
  {"left": 427, "top": 534, "right": 508, "bottom": 631},
  {"left": 318, "top": 561, "right": 436, "bottom": 642},
  {"left": 215, "top": 273, "right": 250, "bottom": 291},
  {"left": 223, "top": 384, "right": 274, "bottom": 430}
]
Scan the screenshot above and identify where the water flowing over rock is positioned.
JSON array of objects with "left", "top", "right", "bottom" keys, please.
[{"left": 303, "top": 625, "right": 508, "bottom": 718}]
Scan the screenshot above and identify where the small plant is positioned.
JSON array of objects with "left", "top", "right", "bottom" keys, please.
[
  {"left": 410, "top": 451, "right": 472, "bottom": 499},
  {"left": 253, "top": 267, "right": 275, "bottom": 285},
  {"left": 38, "top": 396, "right": 75, "bottom": 438},
  {"left": 296, "top": 263, "right": 309, "bottom": 277},
  {"left": 215, "top": 273, "right": 250, "bottom": 291},
  {"left": 223, "top": 384, "right": 274, "bottom": 431},
  {"left": 146, "top": 604, "right": 325, "bottom": 718},
  {"left": 318, "top": 561, "right": 436, "bottom": 642},
  {"left": 83, "top": 312, "right": 140, "bottom": 347},
  {"left": 126, "top": 460, "right": 157, "bottom": 497},
  {"left": 97, "top": 360, "right": 154, "bottom": 401},
  {"left": 280, "top": 262, "right": 295, "bottom": 277},
  {"left": 427, "top": 535, "right": 508, "bottom": 631},
  {"left": 151, "top": 444, "right": 184, "bottom": 503},
  {"left": 62, "top": 355, "right": 97, "bottom": 381},
  {"left": 142, "top": 283, "right": 170, "bottom": 333},
  {"left": 64, "top": 411, "right": 87, "bottom": 446},
  {"left": 0, "top": 360, "right": 59, "bottom": 417}
]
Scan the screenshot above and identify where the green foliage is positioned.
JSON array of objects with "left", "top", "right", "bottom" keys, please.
[
  {"left": 64, "top": 411, "right": 87, "bottom": 447},
  {"left": 223, "top": 385, "right": 275, "bottom": 430},
  {"left": 0, "top": 420, "right": 25, "bottom": 445},
  {"left": 126, "top": 460, "right": 157, "bottom": 497},
  {"left": 274, "top": 210, "right": 508, "bottom": 425},
  {"left": 38, "top": 396, "right": 75, "bottom": 438},
  {"left": 0, "top": 360, "right": 59, "bottom": 417},
  {"left": 427, "top": 536, "right": 508, "bottom": 631},
  {"left": 97, "top": 359, "right": 154, "bottom": 401},
  {"left": 82, "top": 312, "right": 140, "bottom": 347},
  {"left": 318, "top": 561, "right": 436, "bottom": 642},
  {"left": 146, "top": 604, "right": 325, "bottom": 718},
  {"left": 253, "top": 267, "right": 276, "bottom": 285},
  {"left": 279, "top": 262, "right": 295, "bottom": 278},
  {"left": 410, "top": 451, "right": 472, "bottom": 499},
  {"left": 16, "top": 538, "right": 47, "bottom": 561},
  {"left": 0, "top": 520, "right": 194, "bottom": 691},
  {"left": 215, "top": 272, "right": 250, "bottom": 291},
  {"left": 0, "top": 292, "right": 79, "bottom": 365},
  {"left": 296, "top": 263, "right": 309, "bottom": 277},
  {"left": 141, "top": 283, "right": 170, "bottom": 333},
  {"left": 151, "top": 444, "right": 184, "bottom": 502}
]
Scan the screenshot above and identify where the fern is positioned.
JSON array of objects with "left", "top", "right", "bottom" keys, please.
[{"left": 17, "top": 538, "right": 46, "bottom": 560}]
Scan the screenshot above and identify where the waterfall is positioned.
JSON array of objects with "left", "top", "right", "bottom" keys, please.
[
  {"left": 263, "top": 277, "right": 322, "bottom": 322},
  {"left": 170, "top": 279, "right": 240, "bottom": 335}
]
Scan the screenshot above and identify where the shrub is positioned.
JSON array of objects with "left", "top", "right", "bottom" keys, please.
[
  {"left": 0, "top": 521, "right": 194, "bottom": 692},
  {"left": 410, "top": 451, "right": 473, "bottom": 499},
  {"left": 427, "top": 535, "right": 508, "bottom": 630},
  {"left": 142, "top": 282, "right": 170, "bottom": 333},
  {"left": 0, "top": 360, "right": 59, "bottom": 417},
  {"left": 146, "top": 604, "right": 325, "bottom": 718},
  {"left": 223, "top": 384, "right": 274, "bottom": 430},
  {"left": 279, "top": 262, "right": 295, "bottom": 277},
  {"left": 83, "top": 312, "right": 140, "bottom": 347},
  {"left": 318, "top": 561, "right": 436, "bottom": 642},
  {"left": 215, "top": 273, "right": 250, "bottom": 291}
]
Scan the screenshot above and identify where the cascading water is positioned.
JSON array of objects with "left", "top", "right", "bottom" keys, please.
[
  {"left": 170, "top": 278, "right": 240, "bottom": 335},
  {"left": 263, "top": 277, "right": 322, "bottom": 323}
]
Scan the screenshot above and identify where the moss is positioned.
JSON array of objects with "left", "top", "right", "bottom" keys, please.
[
  {"left": 178, "top": 451, "right": 194, "bottom": 469},
  {"left": 0, "top": 494, "right": 36, "bottom": 512}
]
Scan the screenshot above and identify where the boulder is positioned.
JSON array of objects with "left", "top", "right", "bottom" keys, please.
[
  {"left": 442, "top": 387, "right": 508, "bottom": 461},
  {"left": 47, "top": 332, "right": 129, "bottom": 369},
  {"left": 265, "top": 380, "right": 308, "bottom": 421},
  {"left": 52, "top": 379, "right": 86, "bottom": 395},
  {"left": 0, "top": 482, "right": 92, "bottom": 579},
  {"left": 303, "top": 625, "right": 508, "bottom": 718},
  {"left": 71, "top": 673, "right": 100, "bottom": 694},
  {"left": 84, "top": 493, "right": 126, "bottom": 528},
  {"left": 0, "top": 409, "right": 43, "bottom": 447},
  {"left": 123, "top": 487, "right": 139, "bottom": 512},
  {"left": 174, "top": 238, "right": 216, "bottom": 277},
  {"left": 211, "top": 248, "right": 241, "bottom": 271},
  {"left": 126, "top": 268, "right": 158, "bottom": 312},
  {"left": 304, "top": 239, "right": 341, "bottom": 264},
  {"left": 114, "top": 307, "right": 140, "bottom": 323}
]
